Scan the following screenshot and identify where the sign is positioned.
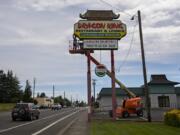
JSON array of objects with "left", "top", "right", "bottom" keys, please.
[
  {"left": 95, "top": 64, "right": 107, "bottom": 77},
  {"left": 83, "top": 40, "right": 118, "bottom": 50},
  {"left": 74, "top": 20, "right": 126, "bottom": 39}
]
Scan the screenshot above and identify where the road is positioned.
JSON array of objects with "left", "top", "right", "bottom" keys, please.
[{"left": 0, "top": 107, "right": 86, "bottom": 135}]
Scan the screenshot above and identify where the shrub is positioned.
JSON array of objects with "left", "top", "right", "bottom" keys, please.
[{"left": 164, "top": 109, "right": 180, "bottom": 127}]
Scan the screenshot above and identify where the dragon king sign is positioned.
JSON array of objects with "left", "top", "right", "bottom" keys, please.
[{"left": 74, "top": 20, "right": 126, "bottom": 40}]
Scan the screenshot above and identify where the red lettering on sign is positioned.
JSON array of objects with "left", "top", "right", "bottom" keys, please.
[{"left": 78, "top": 22, "right": 106, "bottom": 29}]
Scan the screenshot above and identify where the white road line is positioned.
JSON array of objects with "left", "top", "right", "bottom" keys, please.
[
  {"left": 0, "top": 109, "right": 76, "bottom": 134},
  {"left": 57, "top": 118, "right": 77, "bottom": 135},
  {"left": 32, "top": 110, "right": 79, "bottom": 135}
]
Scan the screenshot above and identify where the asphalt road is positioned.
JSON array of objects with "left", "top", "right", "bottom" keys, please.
[{"left": 0, "top": 107, "right": 85, "bottom": 135}]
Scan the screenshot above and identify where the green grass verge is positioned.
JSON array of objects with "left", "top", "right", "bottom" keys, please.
[
  {"left": 0, "top": 103, "right": 15, "bottom": 112},
  {"left": 91, "top": 120, "right": 180, "bottom": 135}
]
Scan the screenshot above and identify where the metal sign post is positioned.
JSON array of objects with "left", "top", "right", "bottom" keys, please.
[
  {"left": 111, "top": 50, "right": 117, "bottom": 120},
  {"left": 87, "top": 51, "right": 92, "bottom": 122}
]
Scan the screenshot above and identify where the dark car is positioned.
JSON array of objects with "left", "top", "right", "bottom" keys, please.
[{"left": 11, "top": 103, "right": 40, "bottom": 121}]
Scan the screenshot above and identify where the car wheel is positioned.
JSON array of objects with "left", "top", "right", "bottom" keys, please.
[
  {"left": 28, "top": 114, "right": 33, "bottom": 121},
  {"left": 137, "top": 110, "right": 143, "bottom": 117},
  {"left": 122, "top": 111, "right": 129, "bottom": 118},
  {"left": 12, "top": 117, "right": 16, "bottom": 121},
  {"left": 36, "top": 115, "right": 39, "bottom": 119}
]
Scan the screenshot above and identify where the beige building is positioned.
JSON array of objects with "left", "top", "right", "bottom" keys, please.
[{"left": 35, "top": 97, "right": 54, "bottom": 107}]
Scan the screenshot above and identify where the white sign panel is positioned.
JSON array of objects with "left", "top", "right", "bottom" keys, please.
[{"left": 83, "top": 40, "right": 118, "bottom": 50}]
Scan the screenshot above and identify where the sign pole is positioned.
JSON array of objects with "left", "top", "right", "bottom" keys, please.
[
  {"left": 111, "top": 50, "right": 117, "bottom": 120},
  {"left": 87, "top": 51, "right": 92, "bottom": 122},
  {"left": 138, "top": 10, "right": 151, "bottom": 122}
]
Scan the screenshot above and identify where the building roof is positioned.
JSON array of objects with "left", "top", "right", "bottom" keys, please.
[
  {"left": 98, "top": 87, "right": 144, "bottom": 99},
  {"left": 175, "top": 87, "right": 180, "bottom": 95},
  {"left": 148, "top": 74, "right": 179, "bottom": 85},
  {"left": 79, "top": 10, "right": 120, "bottom": 20}
]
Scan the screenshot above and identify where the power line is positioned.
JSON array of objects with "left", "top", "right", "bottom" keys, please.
[
  {"left": 117, "top": 21, "right": 138, "bottom": 72},
  {"left": 99, "top": 0, "right": 132, "bottom": 17}
]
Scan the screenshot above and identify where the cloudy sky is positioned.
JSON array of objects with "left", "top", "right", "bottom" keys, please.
[{"left": 0, "top": 0, "right": 180, "bottom": 101}]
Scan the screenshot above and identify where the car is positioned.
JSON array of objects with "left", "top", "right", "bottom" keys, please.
[
  {"left": 51, "top": 104, "right": 62, "bottom": 110},
  {"left": 11, "top": 103, "right": 40, "bottom": 121}
]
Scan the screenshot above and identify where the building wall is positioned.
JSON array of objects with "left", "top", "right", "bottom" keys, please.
[
  {"left": 98, "top": 94, "right": 177, "bottom": 110},
  {"left": 98, "top": 96, "right": 146, "bottom": 111},
  {"left": 98, "top": 96, "right": 126, "bottom": 111},
  {"left": 35, "top": 98, "right": 54, "bottom": 107},
  {"left": 150, "top": 94, "right": 177, "bottom": 108},
  {"left": 149, "top": 85, "right": 175, "bottom": 94},
  {"left": 177, "top": 95, "right": 180, "bottom": 108}
]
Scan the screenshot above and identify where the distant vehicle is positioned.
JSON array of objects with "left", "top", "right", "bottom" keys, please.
[
  {"left": 51, "top": 104, "right": 62, "bottom": 110},
  {"left": 11, "top": 103, "right": 40, "bottom": 121},
  {"left": 34, "top": 105, "right": 40, "bottom": 109}
]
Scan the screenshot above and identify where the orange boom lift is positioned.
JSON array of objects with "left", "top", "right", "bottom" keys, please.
[{"left": 85, "top": 54, "right": 143, "bottom": 118}]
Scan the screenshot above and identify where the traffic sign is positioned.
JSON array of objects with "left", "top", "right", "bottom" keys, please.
[{"left": 95, "top": 64, "right": 107, "bottom": 77}]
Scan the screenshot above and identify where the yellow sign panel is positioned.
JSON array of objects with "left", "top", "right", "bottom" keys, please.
[{"left": 74, "top": 20, "right": 127, "bottom": 39}]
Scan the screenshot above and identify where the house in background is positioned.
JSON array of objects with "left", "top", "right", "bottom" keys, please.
[
  {"left": 35, "top": 97, "right": 54, "bottom": 107},
  {"left": 97, "top": 74, "right": 180, "bottom": 111}
]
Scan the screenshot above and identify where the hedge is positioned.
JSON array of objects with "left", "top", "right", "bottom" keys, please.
[{"left": 164, "top": 109, "right": 180, "bottom": 127}]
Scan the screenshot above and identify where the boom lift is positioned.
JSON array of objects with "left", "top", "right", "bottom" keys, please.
[
  {"left": 85, "top": 54, "right": 143, "bottom": 118},
  {"left": 69, "top": 44, "right": 143, "bottom": 118}
]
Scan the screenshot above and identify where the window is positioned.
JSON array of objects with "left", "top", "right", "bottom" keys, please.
[{"left": 158, "top": 96, "right": 170, "bottom": 107}]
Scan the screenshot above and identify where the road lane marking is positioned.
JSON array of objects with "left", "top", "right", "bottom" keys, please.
[
  {"left": 57, "top": 118, "right": 77, "bottom": 135},
  {"left": 0, "top": 109, "right": 77, "bottom": 134},
  {"left": 32, "top": 110, "right": 80, "bottom": 135}
]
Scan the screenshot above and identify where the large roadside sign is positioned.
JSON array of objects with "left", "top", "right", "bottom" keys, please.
[
  {"left": 83, "top": 40, "right": 118, "bottom": 50},
  {"left": 74, "top": 20, "right": 126, "bottom": 40}
]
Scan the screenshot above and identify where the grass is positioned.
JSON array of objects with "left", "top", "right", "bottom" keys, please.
[
  {"left": 0, "top": 103, "right": 15, "bottom": 112},
  {"left": 91, "top": 120, "right": 180, "bottom": 135}
]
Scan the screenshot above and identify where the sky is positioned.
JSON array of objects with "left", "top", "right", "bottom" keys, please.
[{"left": 0, "top": 0, "right": 180, "bottom": 102}]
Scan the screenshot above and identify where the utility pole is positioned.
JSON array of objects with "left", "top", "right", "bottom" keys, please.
[
  {"left": 33, "top": 78, "right": 36, "bottom": 100},
  {"left": 53, "top": 85, "right": 55, "bottom": 99},
  {"left": 138, "top": 10, "right": 151, "bottom": 122},
  {"left": 71, "top": 95, "right": 72, "bottom": 105},
  {"left": 64, "top": 91, "right": 65, "bottom": 99},
  {"left": 87, "top": 51, "right": 92, "bottom": 122},
  {"left": 92, "top": 79, "right": 96, "bottom": 102}
]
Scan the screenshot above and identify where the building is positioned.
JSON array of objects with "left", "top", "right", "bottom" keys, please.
[
  {"left": 35, "top": 97, "right": 54, "bottom": 107},
  {"left": 97, "top": 74, "right": 180, "bottom": 110}
]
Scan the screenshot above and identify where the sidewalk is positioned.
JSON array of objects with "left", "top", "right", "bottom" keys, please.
[{"left": 63, "top": 109, "right": 89, "bottom": 135}]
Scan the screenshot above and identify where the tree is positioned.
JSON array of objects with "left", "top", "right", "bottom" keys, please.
[
  {"left": 33, "top": 99, "right": 38, "bottom": 105},
  {"left": 23, "top": 80, "right": 32, "bottom": 102},
  {"left": 64, "top": 98, "right": 72, "bottom": 107},
  {"left": 0, "top": 70, "right": 22, "bottom": 103},
  {"left": 40, "top": 92, "right": 46, "bottom": 98},
  {"left": 54, "top": 96, "right": 64, "bottom": 106}
]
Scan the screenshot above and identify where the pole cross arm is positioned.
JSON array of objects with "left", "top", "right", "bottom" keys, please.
[{"left": 85, "top": 53, "right": 136, "bottom": 98}]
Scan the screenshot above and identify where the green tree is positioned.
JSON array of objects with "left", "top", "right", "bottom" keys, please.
[
  {"left": 0, "top": 70, "right": 22, "bottom": 103},
  {"left": 23, "top": 80, "right": 32, "bottom": 102},
  {"left": 54, "top": 96, "right": 64, "bottom": 106},
  {"left": 64, "top": 98, "right": 72, "bottom": 107},
  {"left": 40, "top": 92, "right": 46, "bottom": 98}
]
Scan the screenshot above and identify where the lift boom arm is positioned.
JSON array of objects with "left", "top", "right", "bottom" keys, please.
[{"left": 86, "top": 53, "right": 136, "bottom": 98}]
